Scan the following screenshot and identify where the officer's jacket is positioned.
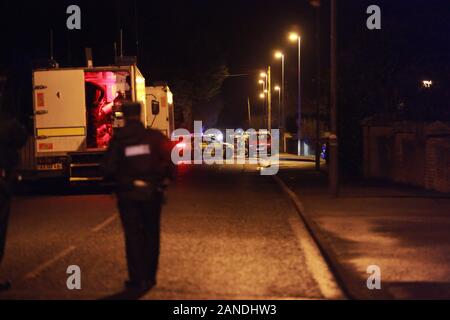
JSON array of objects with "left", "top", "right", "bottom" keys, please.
[{"left": 101, "top": 120, "right": 175, "bottom": 196}]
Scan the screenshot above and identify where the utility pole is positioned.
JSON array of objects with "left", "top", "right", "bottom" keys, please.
[
  {"left": 247, "top": 97, "right": 252, "bottom": 128},
  {"left": 288, "top": 33, "right": 302, "bottom": 156},
  {"left": 314, "top": 1, "right": 321, "bottom": 171},
  {"left": 281, "top": 54, "right": 286, "bottom": 152},
  {"left": 267, "top": 66, "right": 272, "bottom": 131},
  {"left": 276, "top": 88, "right": 281, "bottom": 128},
  {"left": 49, "top": 29, "right": 54, "bottom": 60},
  {"left": 329, "top": 0, "right": 339, "bottom": 197},
  {"left": 119, "top": 29, "right": 124, "bottom": 58},
  {"left": 297, "top": 37, "right": 302, "bottom": 156}
]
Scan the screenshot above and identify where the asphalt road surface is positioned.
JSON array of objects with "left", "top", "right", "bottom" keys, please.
[{"left": 0, "top": 161, "right": 342, "bottom": 300}]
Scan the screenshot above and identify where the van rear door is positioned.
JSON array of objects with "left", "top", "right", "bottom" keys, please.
[{"left": 33, "top": 69, "right": 86, "bottom": 155}]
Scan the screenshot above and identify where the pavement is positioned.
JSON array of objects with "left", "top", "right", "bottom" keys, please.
[
  {"left": 277, "top": 159, "right": 450, "bottom": 299},
  {"left": 0, "top": 161, "right": 342, "bottom": 300}
]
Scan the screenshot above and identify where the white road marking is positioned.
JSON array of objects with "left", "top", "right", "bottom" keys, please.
[
  {"left": 91, "top": 214, "right": 118, "bottom": 233},
  {"left": 23, "top": 246, "right": 77, "bottom": 280},
  {"left": 22, "top": 214, "right": 118, "bottom": 281},
  {"left": 274, "top": 175, "right": 344, "bottom": 300}
]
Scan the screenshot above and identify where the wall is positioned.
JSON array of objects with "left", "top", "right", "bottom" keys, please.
[{"left": 363, "top": 120, "right": 450, "bottom": 193}]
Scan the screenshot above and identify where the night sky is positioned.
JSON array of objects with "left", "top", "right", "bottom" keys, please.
[{"left": 1, "top": 0, "right": 449, "bottom": 129}]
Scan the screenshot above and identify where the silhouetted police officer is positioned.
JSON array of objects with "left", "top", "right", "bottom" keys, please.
[
  {"left": 0, "top": 116, "right": 27, "bottom": 291},
  {"left": 101, "top": 102, "right": 175, "bottom": 292}
]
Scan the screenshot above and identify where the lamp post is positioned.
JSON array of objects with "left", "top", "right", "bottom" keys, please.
[
  {"left": 247, "top": 97, "right": 252, "bottom": 128},
  {"left": 267, "top": 66, "right": 272, "bottom": 131},
  {"left": 274, "top": 85, "right": 281, "bottom": 128},
  {"left": 289, "top": 32, "right": 302, "bottom": 156},
  {"left": 309, "top": 0, "right": 322, "bottom": 171},
  {"left": 260, "top": 72, "right": 268, "bottom": 90},
  {"left": 329, "top": 0, "right": 339, "bottom": 197},
  {"left": 274, "top": 51, "right": 286, "bottom": 152},
  {"left": 258, "top": 78, "right": 266, "bottom": 128},
  {"left": 260, "top": 71, "right": 271, "bottom": 130},
  {"left": 258, "top": 79, "right": 266, "bottom": 92}
]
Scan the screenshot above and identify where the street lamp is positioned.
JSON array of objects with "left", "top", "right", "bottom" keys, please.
[
  {"left": 260, "top": 72, "right": 268, "bottom": 92},
  {"left": 289, "top": 32, "right": 302, "bottom": 156},
  {"left": 289, "top": 32, "right": 297, "bottom": 41},
  {"left": 259, "top": 74, "right": 268, "bottom": 94},
  {"left": 258, "top": 78, "right": 267, "bottom": 125},
  {"left": 422, "top": 80, "right": 433, "bottom": 88},
  {"left": 258, "top": 79, "right": 266, "bottom": 94},
  {"left": 260, "top": 69, "right": 271, "bottom": 130},
  {"left": 274, "top": 50, "right": 286, "bottom": 151}
]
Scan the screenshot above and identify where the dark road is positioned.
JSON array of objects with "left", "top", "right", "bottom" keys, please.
[{"left": 0, "top": 161, "right": 342, "bottom": 300}]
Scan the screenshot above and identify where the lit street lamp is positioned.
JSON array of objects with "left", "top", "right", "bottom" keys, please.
[
  {"left": 258, "top": 76, "right": 268, "bottom": 126},
  {"left": 260, "top": 69, "right": 272, "bottom": 130},
  {"left": 258, "top": 79, "right": 266, "bottom": 94},
  {"left": 260, "top": 72, "right": 268, "bottom": 94},
  {"left": 422, "top": 80, "right": 433, "bottom": 88},
  {"left": 258, "top": 78, "right": 267, "bottom": 124},
  {"left": 289, "top": 32, "right": 302, "bottom": 156},
  {"left": 259, "top": 72, "right": 268, "bottom": 96}
]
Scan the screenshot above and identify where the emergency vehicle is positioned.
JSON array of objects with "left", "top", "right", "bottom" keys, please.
[{"left": 20, "top": 65, "right": 174, "bottom": 182}]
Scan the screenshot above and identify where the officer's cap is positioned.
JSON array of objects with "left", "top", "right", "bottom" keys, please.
[{"left": 122, "top": 102, "right": 142, "bottom": 118}]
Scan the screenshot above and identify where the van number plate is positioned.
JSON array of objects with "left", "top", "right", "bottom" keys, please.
[{"left": 37, "top": 163, "right": 63, "bottom": 171}]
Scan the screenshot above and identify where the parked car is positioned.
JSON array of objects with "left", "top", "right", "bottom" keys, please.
[{"left": 246, "top": 130, "right": 272, "bottom": 157}]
